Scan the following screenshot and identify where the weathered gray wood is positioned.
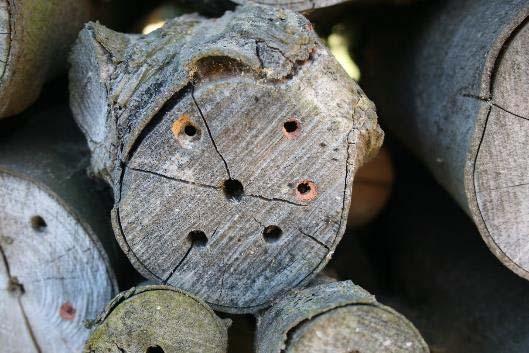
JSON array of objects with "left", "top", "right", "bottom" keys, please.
[
  {"left": 84, "top": 285, "right": 229, "bottom": 353},
  {"left": 362, "top": 0, "right": 529, "bottom": 280},
  {"left": 0, "top": 0, "right": 98, "bottom": 118},
  {"left": 70, "top": 4, "right": 383, "bottom": 313},
  {"left": 255, "top": 280, "right": 428, "bottom": 353},
  {"left": 383, "top": 156, "right": 529, "bottom": 353},
  {"left": 0, "top": 104, "right": 119, "bottom": 353}
]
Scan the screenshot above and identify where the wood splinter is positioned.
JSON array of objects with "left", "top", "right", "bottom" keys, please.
[
  {"left": 84, "top": 285, "right": 229, "bottom": 353},
  {"left": 0, "top": 105, "right": 119, "bottom": 353},
  {"left": 70, "top": 5, "right": 383, "bottom": 313},
  {"left": 255, "top": 280, "right": 429, "bottom": 353}
]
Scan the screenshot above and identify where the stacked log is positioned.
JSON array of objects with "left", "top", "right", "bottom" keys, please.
[
  {"left": 256, "top": 280, "right": 429, "bottom": 353},
  {"left": 361, "top": 0, "right": 529, "bottom": 280},
  {"left": 0, "top": 103, "right": 121, "bottom": 353},
  {"left": 84, "top": 285, "right": 229, "bottom": 353},
  {"left": 381, "top": 149, "right": 529, "bottom": 353},
  {"left": 69, "top": 4, "right": 383, "bottom": 314}
]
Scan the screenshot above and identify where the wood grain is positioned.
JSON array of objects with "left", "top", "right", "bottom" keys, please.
[
  {"left": 255, "top": 281, "right": 428, "bottom": 353},
  {"left": 84, "top": 285, "right": 229, "bottom": 353},
  {"left": 0, "top": 105, "right": 119, "bottom": 353},
  {"left": 361, "top": 0, "right": 529, "bottom": 280},
  {"left": 70, "top": 4, "right": 383, "bottom": 313},
  {"left": 0, "top": 0, "right": 9, "bottom": 82}
]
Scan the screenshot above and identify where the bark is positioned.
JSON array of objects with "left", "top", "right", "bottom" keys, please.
[
  {"left": 361, "top": 0, "right": 529, "bottom": 280},
  {"left": 84, "top": 285, "right": 229, "bottom": 353},
  {"left": 255, "top": 280, "right": 429, "bottom": 353},
  {"left": 69, "top": 4, "right": 383, "bottom": 313},
  {"left": 0, "top": 104, "right": 120, "bottom": 353}
]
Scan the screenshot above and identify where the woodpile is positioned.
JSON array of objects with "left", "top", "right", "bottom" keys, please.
[{"left": 1, "top": 0, "right": 527, "bottom": 352}]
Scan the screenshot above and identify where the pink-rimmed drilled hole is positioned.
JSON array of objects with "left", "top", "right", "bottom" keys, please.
[
  {"left": 59, "top": 302, "right": 76, "bottom": 321},
  {"left": 295, "top": 180, "right": 318, "bottom": 202},
  {"left": 282, "top": 118, "right": 301, "bottom": 139}
]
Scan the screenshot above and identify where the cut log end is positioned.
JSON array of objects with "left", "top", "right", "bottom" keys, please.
[
  {"left": 233, "top": 0, "right": 349, "bottom": 12},
  {"left": 0, "top": 171, "right": 116, "bottom": 353},
  {"left": 0, "top": 0, "right": 9, "bottom": 81},
  {"left": 84, "top": 285, "right": 228, "bottom": 353},
  {"left": 469, "top": 18, "right": 529, "bottom": 279},
  {"left": 71, "top": 4, "right": 382, "bottom": 313},
  {"left": 255, "top": 281, "right": 428, "bottom": 353}
]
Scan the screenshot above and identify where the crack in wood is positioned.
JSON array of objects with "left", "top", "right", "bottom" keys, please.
[
  {"left": 462, "top": 93, "right": 529, "bottom": 121},
  {"left": 0, "top": 244, "right": 43, "bottom": 353},
  {"left": 128, "top": 166, "right": 220, "bottom": 191},
  {"left": 246, "top": 193, "right": 306, "bottom": 207},
  {"left": 191, "top": 86, "right": 232, "bottom": 179},
  {"left": 297, "top": 228, "right": 330, "bottom": 250}
]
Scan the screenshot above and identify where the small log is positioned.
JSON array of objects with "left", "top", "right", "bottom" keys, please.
[
  {"left": 0, "top": 0, "right": 98, "bottom": 118},
  {"left": 0, "top": 104, "right": 120, "bottom": 353},
  {"left": 255, "top": 280, "right": 429, "bottom": 353},
  {"left": 69, "top": 4, "right": 383, "bottom": 313},
  {"left": 361, "top": 0, "right": 529, "bottom": 279},
  {"left": 84, "top": 285, "right": 229, "bottom": 353},
  {"left": 383, "top": 151, "right": 529, "bottom": 353}
]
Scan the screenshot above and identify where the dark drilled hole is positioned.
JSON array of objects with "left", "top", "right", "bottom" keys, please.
[
  {"left": 146, "top": 346, "right": 165, "bottom": 353},
  {"left": 297, "top": 182, "right": 311, "bottom": 195},
  {"left": 223, "top": 179, "right": 244, "bottom": 201},
  {"left": 284, "top": 120, "right": 299, "bottom": 133},
  {"left": 184, "top": 124, "right": 197, "bottom": 137},
  {"left": 188, "top": 230, "right": 208, "bottom": 247},
  {"left": 263, "top": 225, "right": 283, "bottom": 243},
  {"left": 30, "top": 216, "right": 47, "bottom": 232}
]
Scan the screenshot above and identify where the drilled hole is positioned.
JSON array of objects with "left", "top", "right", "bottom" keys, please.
[
  {"left": 184, "top": 124, "right": 197, "bottom": 137},
  {"left": 146, "top": 346, "right": 165, "bottom": 353},
  {"left": 284, "top": 120, "right": 299, "bottom": 133},
  {"left": 188, "top": 230, "right": 208, "bottom": 247},
  {"left": 223, "top": 179, "right": 244, "bottom": 202},
  {"left": 297, "top": 182, "right": 311, "bottom": 194},
  {"left": 263, "top": 225, "right": 282, "bottom": 243},
  {"left": 30, "top": 216, "right": 47, "bottom": 232}
]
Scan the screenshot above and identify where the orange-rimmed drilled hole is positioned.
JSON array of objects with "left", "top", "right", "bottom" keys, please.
[{"left": 171, "top": 114, "right": 201, "bottom": 146}]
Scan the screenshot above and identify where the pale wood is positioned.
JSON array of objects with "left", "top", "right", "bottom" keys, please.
[
  {"left": 0, "top": 0, "right": 96, "bottom": 118},
  {"left": 362, "top": 0, "right": 529, "bottom": 280},
  {"left": 255, "top": 281, "right": 428, "bottom": 353},
  {"left": 0, "top": 105, "right": 119, "bottom": 353},
  {"left": 347, "top": 145, "right": 393, "bottom": 227},
  {"left": 84, "top": 285, "right": 229, "bottom": 353},
  {"left": 70, "top": 4, "right": 383, "bottom": 313}
]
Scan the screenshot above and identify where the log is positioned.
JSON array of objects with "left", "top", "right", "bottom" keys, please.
[
  {"left": 69, "top": 4, "right": 383, "bottom": 313},
  {"left": 361, "top": 0, "right": 529, "bottom": 280},
  {"left": 0, "top": 0, "right": 97, "bottom": 118},
  {"left": 381, "top": 150, "right": 529, "bottom": 353},
  {"left": 0, "top": 104, "right": 121, "bottom": 353},
  {"left": 255, "top": 280, "right": 429, "bottom": 353},
  {"left": 84, "top": 285, "right": 229, "bottom": 353}
]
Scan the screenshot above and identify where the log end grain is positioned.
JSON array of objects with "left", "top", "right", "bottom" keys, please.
[
  {"left": 84, "top": 285, "right": 229, "bottom": 353},
  {"left": 70, "top": 4, "right": 383, "bottom": 313},
  {"left": 0, "top": 0, "right": 9, "bottom": 84},
  {"left": 255, "top": 281, "right": 429, "bottom": 353},
  {"left": 0, "top": 171, "right": 117, "bottom": 353},
  {"left": 466, "top": 16, "right": 529, "bottom": 280},
  {"left": 233, "top": 0, "right": 350, "bottom": 12}
]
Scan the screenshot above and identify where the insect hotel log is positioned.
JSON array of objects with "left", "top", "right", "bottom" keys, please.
[
  {"left": 362, "top": 0, "right": 529, "bottom": 280},
  {"left": 0, "top": 105, "right": 119, "bottom": 353},
  {"left": 69, "top": 4, "right": 383, "bottom": 313}
]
